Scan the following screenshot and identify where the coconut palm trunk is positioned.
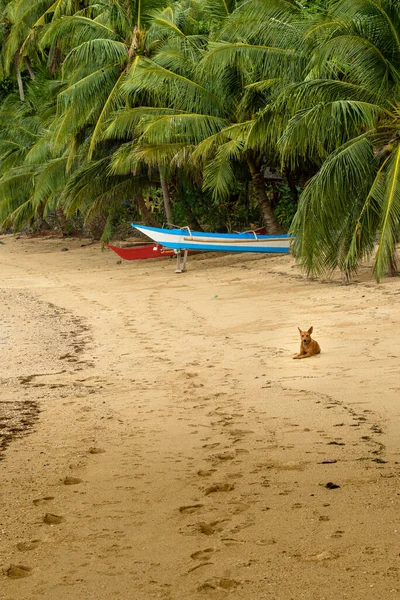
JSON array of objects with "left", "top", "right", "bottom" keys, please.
[
  {"left": 24, "top": 57, "right": 35, "bottom": 80},
  {"left": 55, "top": 206, "right": 68, "bottom": 234},
  {"left": 159, "top": 167, "right": 173, "bottom": 226},
  {"left": 247, "top": 158, "right": 282, "bottom": 234},
  {"left": 35, "top": 203, "right": 50, "bottom": 231},
  {"left": 15, "top": 54, "right": 24, "bottom": 101}
]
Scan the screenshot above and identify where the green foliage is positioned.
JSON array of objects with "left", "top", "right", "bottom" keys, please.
[
  {"left": 287, "top": 0, "right": 400, "bottom": 280},
  {"left": 171, "top": 180, "right": 263, "bottom": 233},
  {"left": 0, "top": 77, "right": 15, "bottom": 100},
  {"left": 273, "top": 187, "right": 298, "bottom": 230},
  {"left": 304, "top": 0, "right": 329, "bottom": 13}
]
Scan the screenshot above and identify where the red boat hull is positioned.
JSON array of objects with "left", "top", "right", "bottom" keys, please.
[{"left": 105, "top": 243, "right": 176, "bottom": 260}]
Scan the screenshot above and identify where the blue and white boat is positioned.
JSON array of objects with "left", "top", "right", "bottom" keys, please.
[{"left": 131, "top": 223, "right": 291, "bottom": 254}]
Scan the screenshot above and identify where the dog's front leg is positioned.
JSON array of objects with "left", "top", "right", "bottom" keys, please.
[{"left": 293, "top": 344, "right": 306, "bottom": 359}]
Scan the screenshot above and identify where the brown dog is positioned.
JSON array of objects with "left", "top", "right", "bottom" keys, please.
[{"left": 293, "top": 326, "right": 320, "bottom": 359}]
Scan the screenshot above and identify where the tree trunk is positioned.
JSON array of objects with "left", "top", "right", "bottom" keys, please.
[
  {"left": 50, "top": 46, "right": 63, "bottom": 75},
  {"left": 128, "top": 25, "right": 141, "bottom": 59},
  {"left": 136, "top": 196, "right": 159, "bottom": 227},
  {"left": 55, "top": 206, "right": 68, "bottom": 235},
  {"left": 16, "top": 62, "right": 24, "bottom": 101},
  {"left": 340, "top": 270, "right": 350, "bottom": 285},
  {"left": 247, "top": 158, "right": 282, "bottom": 234},
  {"left": 159, "top": 167, "right": 173, "bottom": 226},
  {"left": 24, "top": 56, "right": 35, "bottom": 80},
  {"left": 35, "top": 203, "right": 50, "bottom": 231}
]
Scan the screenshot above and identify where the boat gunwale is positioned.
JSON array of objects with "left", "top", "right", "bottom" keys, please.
[{"left": 131, "top": 223, "right": 290, "bottom": 241}]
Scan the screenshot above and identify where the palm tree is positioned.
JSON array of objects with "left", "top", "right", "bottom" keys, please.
[
  {"left": 0, "top": 74, "right": 70, "bottom": 230},
  {"left": 103, "top": 2, "right": 212, "bottom": 224},
  {"left": 282, "top": 0, "right": 400, "bottom": 281},
  {"left": 0, "top": 0, "right": 182, "bottom": 234},
  {"left": 41, "top": 0, "right": 186, "bottom": 228},
  {"left": 106, "top": 0, "right": 305, "bottom": 233},
  {"left": 0, "top": 0, "right": 87, "bottom": 100}
]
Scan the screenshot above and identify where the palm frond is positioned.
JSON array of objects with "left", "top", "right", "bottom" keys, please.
[
  {"left": 280, "top": 100, "right": 386, "bottom": 167},
  {"left": 137, "top": 112, "right": 229, "bottom": 146},
  {"left": 57, "top": 65, "right": 121, "bottom": 125},
  {"left": 122, "top": 57, "right": 222, "bottom": 115},
  {"left": 40, "top": 15, "right": 120, "bottom": 50},
  {"left": 30, "top": 157, "right": 67, "bottom": 207},
  {"left": 88, "top": 69, "right": 127, "bottom": 157},
  {"left": 104, "top": 106, "right": 182, "bottom": 140},
  {"left": 62, "top": 39, "right": 128, "bottom": 76},
  {"left": 110, "top": 141, "right": 190, "bottom": 171},
  {"left": 203, "top": 138, "right": 244, "bottom": 200},
  {"left": 373, "top": 143, "right": 400, "bottom": 280},
  {"left": 290, "top": 133, "right": 376, "bottom": 275}
]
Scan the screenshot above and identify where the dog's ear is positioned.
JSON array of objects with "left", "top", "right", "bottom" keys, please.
[
  {"left": 308, "top": 326, "right": 313, "bottom": 334},
  {"left": 298, "top": 327, "right": 302, "bottom": 334}
]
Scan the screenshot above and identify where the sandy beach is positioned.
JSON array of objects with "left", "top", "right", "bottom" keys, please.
[{"left": 1, "top": 234, "right": 400, "bottom": 600}]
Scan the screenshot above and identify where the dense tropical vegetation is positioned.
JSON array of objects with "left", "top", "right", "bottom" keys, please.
[{"left": 0, "top": 0, "right": 399, "bottom": 280}]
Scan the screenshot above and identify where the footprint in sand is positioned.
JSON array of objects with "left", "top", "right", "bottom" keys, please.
[
  {"left": 5, "top": 564, "right": 32, "bottom": 578},
  {"left": 89, "top": 447, "right": 106, "bottom": 454},
  {"left": 370, "top": 425, "right": 383, "bottom": 434},
  {"left": 212, "top": 452, "right": 236, "bottom": 462},
  {"left": 198, "top": 578, "right": 240, "bottom": 591},
  {"left": 43, "top": 513, "right": 65, "bottom": 525},
  {"left": 198, "top": 521, "right": 226, "bottom": 535},
  {"left": 199, "top": 523, "right": 216, "bottom": 536},
  {"left": 191, "top": 548, "right": 216, "bottom": 561},
  {"left": 179, "top": 504, "right": 204, "bottom": 514},
  {"left": 205, "top": 483, "right": 234, "bottom": 495},
  {"left": 188, "top": 562, "right": 214, "bottom": 573},
  {"left": 63, "top": 476, "right": 83, "bottom": 485},
  {"left": 197, "top": 470, "right": 216, "bottom": 477},
  {"left": 33, "top": 496, "right": 54, "bottom": 506},
  {"left": 17, "top": 540, "right": 40, "bottom": 552}
]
